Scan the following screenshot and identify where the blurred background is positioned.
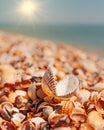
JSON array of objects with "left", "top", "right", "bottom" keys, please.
[{"left": 0, "top": 0, "right": 104, "bottom": 54}]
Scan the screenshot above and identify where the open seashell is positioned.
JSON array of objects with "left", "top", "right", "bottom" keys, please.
[
  {"left": 11, "top": 113, "right": 26, "bottom": 126},
  {"left": 18, "top": 121, "right": 36, "bottom": 130},
  {"left": 0, "top": 102, "right": 13, "bottom": 121},
  {"left": 42, "top": 67, "right": 79, "bottom": 100},
  {"left": 0, "top": 121, "right": 16, "bottom": 130},
  {"left": 87, "top": 110, "right": 104, "bottom": 130},
  {"left": 27, "top": 83, "right": 36, "bottom": 101}
]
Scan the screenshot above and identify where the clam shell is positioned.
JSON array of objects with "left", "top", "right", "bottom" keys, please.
[
  {"left": 27, "top": 84, "right": 36, "bottom": 101},
  {"left": 56, "top": 75, "right": 79, "bottom": 97},
  {"left": 42, "top": 67, "right": 79, "bottom": 100}
]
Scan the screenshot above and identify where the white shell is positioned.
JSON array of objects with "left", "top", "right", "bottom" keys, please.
[
  {"left": 12, "top": 113, "right": 26, "bottom": 126},
  {"left": 42, "top": 67, "right": 79, "bottom": 98},
  {"left": 56, "top": 75, "right": 79, "bottom": 97}
]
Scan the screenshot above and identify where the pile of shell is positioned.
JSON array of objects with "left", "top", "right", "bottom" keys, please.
[{"left": 0, "top": 32, "right": 104, "bottom": 130}]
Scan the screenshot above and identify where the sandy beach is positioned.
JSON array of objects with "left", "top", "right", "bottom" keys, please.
[{"left": 0, "top": 31, "right": 104, "bottom": 129}]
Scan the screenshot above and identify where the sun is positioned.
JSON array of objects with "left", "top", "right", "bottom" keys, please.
[{"left": 17, "top": 0, "right": 40, "bottom": 21}]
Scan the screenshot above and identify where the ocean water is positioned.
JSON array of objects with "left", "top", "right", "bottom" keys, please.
[{"left": 0, "top": 24, "right": 104, "bottom": 54}]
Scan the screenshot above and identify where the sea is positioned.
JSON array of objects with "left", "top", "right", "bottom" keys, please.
[{"left": 0, "top": 23, "right": 104, "bottom": 55}]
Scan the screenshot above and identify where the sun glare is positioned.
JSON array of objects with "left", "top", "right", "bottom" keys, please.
[{"left": 17, "top": 0, "right": 40, "bottom": 21}]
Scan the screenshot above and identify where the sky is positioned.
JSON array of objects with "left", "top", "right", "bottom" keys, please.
[{"left": 0, "top": 0, "right": 104, "bottom": 24}]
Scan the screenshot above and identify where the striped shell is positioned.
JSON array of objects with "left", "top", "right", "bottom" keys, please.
[{"left": 42, "top": 67, "right": 79, "bottom": 100}]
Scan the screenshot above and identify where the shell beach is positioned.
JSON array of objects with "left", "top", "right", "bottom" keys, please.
[{"left": 0, "top": 31, "right": 104, "bottom": 130}]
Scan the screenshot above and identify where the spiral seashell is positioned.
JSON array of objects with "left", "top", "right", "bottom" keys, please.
[
  {"left": 42, "top": 67, "right": 79, "bottom": 100},
  {"left": 0, "top": 102, "right": 13, "bottom": 121}
]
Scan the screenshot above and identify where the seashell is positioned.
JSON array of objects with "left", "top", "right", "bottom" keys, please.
[
  {"left": 27, "top": 84, "right": 36, "bottom": 101},
  {"left": 87, "top": 110, "right": 104, "bottom": 130},
  {"left": 90, "top": 91, "right": 99, "bottom": 103},
  {"left": 0, "top": 64, "right": 16, "bottom": 84},
  {"left": 0, "top": 102, "right": 13, "bottom": 121},
  {"left": 0, "top": 121, "right": 16, "bottom": 130},
  {"left": 15, "top": 95, "right": 28, "bottom": 108},
  {"left": 93, "top": 83, "right": 104, "bottom": 92},
  {"left": 61, "top": 101, "right": 75, "bottom": 116},
  {"left": 42, "top": 106, "right": 53, "bottom": 117},
  {"left": 15, "top": 90, "right": 27, "bottom": 97},
  {"left": 48, "top": 112, "right": 70, "bottom": 128},
  {"left": 18, "top": 121, "right": 36, "bottom": 130},
  {"left": 81, "top": 60, "right": 98, "bottom": 73},
  {"left": 42, "top": 67, "right": 79, "bottom": 100},
  {"left": 76, "top": 89, "right": 91, "bottom": 104},
  {"left": 95, "top": 97, "right": 104, "bottom": 114},
  {"left": 11, "top": 113, "right": 26, "bottom": 126},
  {"left": 79, "top": 123, "right": 94, "bottom": 130},
  {"left": 30, "top": 117, "right": 46, "bottom": 130},
  {"left": 0, "top": 96, "right": 9, "bottom": 104}
]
